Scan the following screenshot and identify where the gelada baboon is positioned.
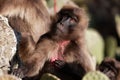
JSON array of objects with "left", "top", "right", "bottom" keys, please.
[
  {"left": 0, "top": 0, "right": 50, "bottom": 78},
  {"left": 0, "top": 0, "right": 50, "bottom": 71},
  {"left": 11, "top": 3, "right": 95, "bottom": 79}
]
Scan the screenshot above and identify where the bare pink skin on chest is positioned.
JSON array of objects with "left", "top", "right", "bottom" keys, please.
[{"left": 51, "top": 41, "right": 70, "bottom": 62}]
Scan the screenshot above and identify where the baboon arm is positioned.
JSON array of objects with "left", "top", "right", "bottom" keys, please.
[{"left": 22, "top": 39, "right": 58, "bottom": 77}]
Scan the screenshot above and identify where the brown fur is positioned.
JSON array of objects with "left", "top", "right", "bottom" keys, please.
[
  {"left": 0, "top": 0, "right": 50, "bottom": 42},
  {"left": 98, "top": 58, "right": 120, "bottom": 80},
  {"left": 0, "top": 0, "right": 50, "bottom": 43},
  {"left": 0, "top": 0, "right": 52, "bottom": 79},
  {"left": 0, "top": 0, "right": 51, "bottom": 67},
  {"left": 11, "top": 4, "right": 95, "bottom": 79}
]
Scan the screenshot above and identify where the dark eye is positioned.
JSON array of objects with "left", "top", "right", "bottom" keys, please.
[
  {"left": 63, "top": 16, "right": 69, "bottom": 20},
  {"left": 69, "top": 19, "right": 76, "bottom": 28},
  {"left": 70, "top": 18, "right": 75, "bottom": 23}
]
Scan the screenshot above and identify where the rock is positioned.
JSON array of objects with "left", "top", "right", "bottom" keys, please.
[
  {"left": 0, "top": 15, "right": 17, "bottom": 74},
  {"left": 0, "top": 74, "right": 21, "bottom": 80}
]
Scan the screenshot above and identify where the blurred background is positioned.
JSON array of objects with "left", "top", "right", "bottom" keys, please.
[{"left": 45, "top": 0, "right": 120, "bottom": 64}]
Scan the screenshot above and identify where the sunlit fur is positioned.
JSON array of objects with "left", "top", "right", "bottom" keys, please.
[
  {"left": 0, "top": 0, "right": 50, "bottom": 43},
  {"left": 0, "top": 0, "right": 51, "bottom": 78},
  {"left": 11, "top": 3, "right": 95, "bottom": 78}
]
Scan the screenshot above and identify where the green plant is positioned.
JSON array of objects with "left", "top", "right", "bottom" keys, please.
[
  {"left": 82, "top": 71, "right": 110, "bottom": 80},
  {"left": 40, "top": 73, "right": 60, "bottom": 80}
]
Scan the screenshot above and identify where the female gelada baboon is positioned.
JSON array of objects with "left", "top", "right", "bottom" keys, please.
[
  {"left": 0, "top": 0, "right": 51, "bottom": 59},
  {"left": 11, "top": 3, "right": 95, "bottom": 79},
  {"left": 0, "top": 0, "right": 51, "bottom": 78}
]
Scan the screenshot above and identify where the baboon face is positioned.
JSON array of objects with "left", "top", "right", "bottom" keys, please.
[{"left": 52, "top": 6, "right": 88, "bottom": 40}]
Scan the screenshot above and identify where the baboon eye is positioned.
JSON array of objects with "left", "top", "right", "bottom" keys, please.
[
  {"left": 63, "top": 16, "right": 68, "bottom": 20},
  {"left": 70, "top": 18, "right": 75, "bottom": 23},
  {"left": 70, "top": 16, "right": 78, "bottom": 23}
]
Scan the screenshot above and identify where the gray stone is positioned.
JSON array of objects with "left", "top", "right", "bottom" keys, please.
[
  {"left": 0, "top": 15, "right": 17, "bottom": 74},
  {"left": 0, "top": 75, "right": 21, "bottom": 80}
]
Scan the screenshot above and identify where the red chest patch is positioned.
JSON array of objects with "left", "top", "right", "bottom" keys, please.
[{"left": 51, "top": 41, "right": 70, "bottom": 62}]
